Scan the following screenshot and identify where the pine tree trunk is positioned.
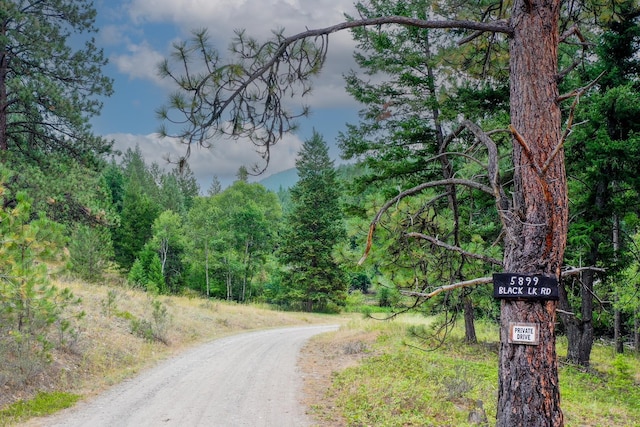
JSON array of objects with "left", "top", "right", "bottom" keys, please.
[
  {"left": 497, "top": 1, "right": 565, "bottom": 425},
  {"left": 558, "top": 270, "right": 594, "bottom": 366},
  {"left": 615, "top": 306, "right": 624, "bottom": 354},
  {"left": 463, "top": 295, "right": 477, "bottom": 344}
]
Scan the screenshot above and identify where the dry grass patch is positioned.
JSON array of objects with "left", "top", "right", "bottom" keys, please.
[
  {"left": 300, "top": 320, "right": 383, "bottom": 426},
  {"left": 1, "top": 276, "right": 337, "bottom": 424}
]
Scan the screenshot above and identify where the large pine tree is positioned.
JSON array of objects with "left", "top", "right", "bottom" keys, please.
[
  {"left": 0, "top": 0, "right": 112, "bottom": 156},
  {"left": 278, "top": 131, "right": 347, "bottom": 312}
]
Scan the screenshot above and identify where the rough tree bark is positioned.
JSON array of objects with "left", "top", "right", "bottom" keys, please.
[
  {"left": 558, "top": 270, "right": 595, "bottom": 365},
  {"left": 498, "top": 1, "right": 565, "bottom": 426}
]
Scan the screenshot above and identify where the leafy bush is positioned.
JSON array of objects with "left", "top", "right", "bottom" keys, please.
[
  {"left": 68, "top": 223, "right": 113, "bottom": 281},
  {"left": 128, "top": 299, "right": 172, "bottom": 344}
]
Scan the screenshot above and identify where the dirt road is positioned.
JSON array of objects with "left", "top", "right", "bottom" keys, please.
[{"left": 30, "top": 325, "right": 338, "bottom": 427}]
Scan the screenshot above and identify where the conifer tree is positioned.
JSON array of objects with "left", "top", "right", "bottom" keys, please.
[
  {"left": 0, "top": 0, "right": 112, "bottom": 154},
  {"left": 278, "top": 131, "right": 347, "bottom": 312},
  {"left": 560, "top": 3, "right": 640, "bottom": 365}
]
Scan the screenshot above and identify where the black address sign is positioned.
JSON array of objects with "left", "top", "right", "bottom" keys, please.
[{"left": 493, "top": 273, "right": 559, "bottom": 301}]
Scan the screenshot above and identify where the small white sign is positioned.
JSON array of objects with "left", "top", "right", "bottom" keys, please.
[{"left": 508, "top": 322, "right": 539, "bottom": 345}]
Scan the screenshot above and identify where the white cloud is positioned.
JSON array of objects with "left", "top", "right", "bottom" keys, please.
[
  {"left": 107, "top": 131, "right": 303, "bottom": 190},
  {"left": 110, "top": 41, "right": 166, "bottom": 85},
  {"left": 128, "top": 0, "right": 354, "bottom": 34},
  {"left": 123, "top": 0, "right": 361, "bottom": 107}
]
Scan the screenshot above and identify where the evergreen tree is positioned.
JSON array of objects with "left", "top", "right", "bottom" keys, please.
[
  {"left": 0, "top": 0, "right": 113, "bottom": 156},
  {"left": 0, "top": 177, "right": 82, "bottom": 385},
  {"left": 68, "top": 223, "right": 114, "bottom": 281},
  {"left": 278, "top": 131, "right": 347, "bottom": 312},
  {"left": 207, "top": 175, "right": 222, "bottom": 196},
  {"left": 172, "top": 163, "right": 200, "bottom": 211},
  {"left": 560, "top": 4, "right": 640, "bottom": 365},
  {"left": 112, "top": 181, "right": 160, "bottom": 270},
  {"left": 338, "top": 0, "right": 507, "bottom": 341}
]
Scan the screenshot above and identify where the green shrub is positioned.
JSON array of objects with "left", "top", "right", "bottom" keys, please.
[{"left": 0, "top": 188, "right": 83, "bottom": 387}]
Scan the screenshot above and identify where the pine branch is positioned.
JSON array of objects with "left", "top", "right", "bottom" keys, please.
[
  {"left": 357, "top": 178, "right": 493, "bottom": 265},
  {"left": 405, "top": 232, "right": 503, "bottom": 266}
]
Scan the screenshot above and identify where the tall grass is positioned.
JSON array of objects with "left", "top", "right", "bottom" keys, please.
[{"left": 318, "top": 316, "right": 640, "bottom": 426}]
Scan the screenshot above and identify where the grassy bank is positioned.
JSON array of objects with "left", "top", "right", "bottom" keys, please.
[
  {"left": 305, "top": 316, "right": 640, "bottom": 426},
  {"left": 0, "top": 277, "right": 337, "bottom": 425},
  {"left": 4, "top": 277, "right": 639, "bottom": 426}
]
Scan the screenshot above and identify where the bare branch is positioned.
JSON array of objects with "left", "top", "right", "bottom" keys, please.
[
  {"left": 461, "top": 120, "right": 507, "bottom": 206},
  {"left": 400, "top": 276, "right": 494, "bottom": 300},
  {"left": 457, "top": 30, "right": 484, "bottom": 45},
  {"left": 358, "top": 119, "right": 511, "bottom": 265},
  {"left": 561, "top": 266, "right": 606, "bottom": 277},
  {"left": 559, "top": 24, "right": 589, "bottom": 44},
  {"left": 557, "top": 70, "right": 605, "bottom": 103},
  {"left": 381, "top": 265, "right": 606, "bottom": 302},
  {"left": 509, "top": 124, "right": 543, "bottom": 175},
  {"left": 405, "top": 232, "right": 503, "bottom": 266},
  {"left": 540, "top": 71, "right": 607, "bottom": 174}
]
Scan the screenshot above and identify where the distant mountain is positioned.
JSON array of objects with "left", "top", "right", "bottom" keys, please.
[{"left": 259, "top": 168, "right": 299, "bottom": 192}]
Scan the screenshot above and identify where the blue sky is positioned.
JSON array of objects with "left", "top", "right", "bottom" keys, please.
[{"left": 90, "top": 0, "right": 362, "bottom": 189}]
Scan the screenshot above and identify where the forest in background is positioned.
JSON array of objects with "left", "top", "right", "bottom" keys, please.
[{"left": 1, "top": 1, "right": 640, "bottom": 423}]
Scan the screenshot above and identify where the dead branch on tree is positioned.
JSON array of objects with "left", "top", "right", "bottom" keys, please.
[
  {"left": 557, "top": 25, "right": 594, "bottom": 81},
  {"left": 561, "top": 266, "right": 606, "bottom": 277},
  {"left": 357, "top": 177, "right": 494, "bottom": 265},
  {"left": 400, "top": 276, "right": 494, "bottom": 300}
]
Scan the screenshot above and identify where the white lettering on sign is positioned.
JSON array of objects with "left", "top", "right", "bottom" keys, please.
[{"left": 508, "top": 323, "right": 539, "bottom": 345}]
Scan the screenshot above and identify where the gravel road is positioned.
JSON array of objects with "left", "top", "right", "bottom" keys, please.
[{"left": 30, "top": 324, "right": 338, "bottom": 427}]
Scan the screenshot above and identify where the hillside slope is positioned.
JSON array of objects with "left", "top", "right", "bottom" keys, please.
[{"left": 0, "top": 278, "right": 337, "bottom": 419}]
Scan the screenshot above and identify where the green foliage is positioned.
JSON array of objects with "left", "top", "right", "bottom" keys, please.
[
  {"left": 0, "top": 391, "right": 81, "bottom": 425},
  {"left": 101, "top": 290, "right": 120, "bottom": 317},
  {"left": 277, "top": 131, "right": 348, "bottom": 312},
  {"left": 321, "top": 320, "right": 640, "bottom": 426},
  {"left": 182, "top": 182, "right": 281, "bottom": 302},
  {"left": 150, "top": 210, "right": 186, "bottom": 293},
  {"left": 561, "top": 5, "right": 640, "bottom": 359},
  {"left": 0, "top": 184, "right": 83, "bottom": 387},
  {"left": 68, "top": 223, "right": 114, "bottom": 281},
  {"left": 129, "top": 299, "right": 172, "bottom": 344},
  {"left": 329, "top": 324, "right": 497, "bottom": 426},
  {"left": 128, "top": 259, "right": 147, "bottom": 288},
  {"left": 145, "top": 251, "right": 165, "bottom": 295},
  {"left": 112, "top": 178, "right": 161, "bottom": 270},
  {"left": 158, "top": 26, "right": 323, "bottom": 153},
  {"left": 127, "top": 247, "right": 165, "bottom": 295},
  {"left": 0, "top": 0, "right": 113, "bottom": 158}
]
